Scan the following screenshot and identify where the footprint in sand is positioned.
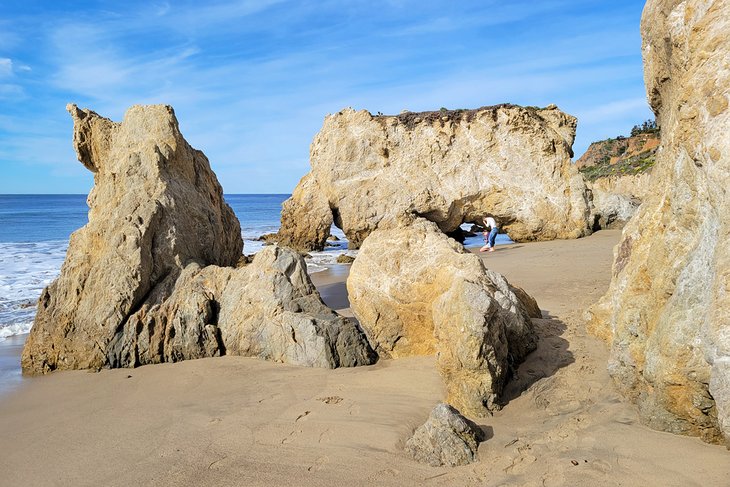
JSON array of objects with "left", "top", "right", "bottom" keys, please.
[
  {"left": 317, "top": 396, "right": 344, "bottom": 405},
  {"left": 318, "top": 428, "right": 333, "bottom": 444},
  {"left": 348, "top": 402, "right": 361, "bottom": 416},
  {"left": 295, "top": 410, "right": 311, "bottom": 422},
  {"left": 503, "top": 453, "right": 537, "bottom": 475},
  {"left": 307, "top": 456, "right": 329, "bottom": 472}
]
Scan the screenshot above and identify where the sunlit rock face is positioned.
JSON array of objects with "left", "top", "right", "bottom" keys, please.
[
  {"left": 22, "top": 104, "right": 375, "bottom": 374},
  {"left": 278, "top": 104, "right": 591, "bottom": 251},
  {"left": 588, "top": 0, "right": 730, "bottom": 445},
  {"left": 348, "top": 216, "right": 539, "bottom": 416},
  {"left": 589, "top": 173, "right": 652, "bottom": 230}
]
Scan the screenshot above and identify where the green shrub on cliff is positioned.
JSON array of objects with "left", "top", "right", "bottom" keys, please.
[{"left": 580, "top": 151, "right": 656, "bottom": 181}]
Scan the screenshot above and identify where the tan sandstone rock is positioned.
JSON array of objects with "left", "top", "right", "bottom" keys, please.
[
  {"left": 22, "top": 104, "right": 375, "bottom": 374},
  {"left": 589, "top": 172, "right": 652, "bottom": 229},
  {"left": 278, "top": 105, "right": 591, "bottom": 251},
  {"left": 348, "top": 216, "right": 538, "bottom": 415},
  {"left": 405, "top": 402, "right": 486, "bottom": 467},
  {"left": 588, "top": 0, "right": 730, "bottom": 445}
]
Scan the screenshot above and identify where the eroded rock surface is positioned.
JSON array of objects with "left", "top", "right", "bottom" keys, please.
[
  {"left": 22, "top": 105, "right": 375, "bottom": 374},
  {"left": 278, "top": 105, "right": 591, "bottom": 251},
  {"left": 405, "top": 402, "right": 485, "bottom": 467},
  {"left": 588, "top": 0, "right": 730, "bottom": 445},
  {"left": 348, "top": 216, "right": 538, "bottom": 415},
  {"left": 589, "top": 173, "right": 652, "bottom": 230}
]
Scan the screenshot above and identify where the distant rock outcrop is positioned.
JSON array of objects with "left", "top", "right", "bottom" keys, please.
[
  {"left": 588, "top": 0, "right": 730, "bottom": 445},
  {"left": 576, "top": 132, "right": 658, "bottom": 229},
  {"left": 589, "top": 173, "right": 652, "bottom": 230},
  {"left": 348, "top": 216, "right": 538, "bottom": 416},
  {"left": 576, "top": 132, "right": 659, "bottom": 175},
  {"left": 22, "top": 104, "right": 375, "bottom": 374},
  {"left": 278, "top": 104, "right": 591, "bottom": 251},
  {"left": 405, "top": 403, "right": 486, "bottom": 467}
]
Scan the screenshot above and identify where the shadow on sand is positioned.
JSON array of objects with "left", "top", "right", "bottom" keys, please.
[
  {"left": 314, "top": 272, "right": 575, "bottom": 409},
  {"left": 500, "top": 312, "right": 574, "bottom": 406}
]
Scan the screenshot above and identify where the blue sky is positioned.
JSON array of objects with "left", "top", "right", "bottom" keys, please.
[{"left": 0, "top": 0, "right": 652, "bottom": 194}]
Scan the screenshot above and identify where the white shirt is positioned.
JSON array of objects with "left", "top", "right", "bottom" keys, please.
[{"left": 484, "top": 217, "right": 497, "bottom": 229}]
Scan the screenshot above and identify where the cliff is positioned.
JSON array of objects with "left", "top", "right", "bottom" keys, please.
[
  {"left": 576, "top": 132, "right": 659, "bottom": 181},
  {"left": 588, "top": 0, "right": 730, "bottom": 445}
]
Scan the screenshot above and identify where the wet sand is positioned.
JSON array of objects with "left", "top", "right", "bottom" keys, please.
[
  {"left": 0, "top": 334, "right": 26, "bottom": 396},
  {"left": 1, "top": 230, "right": 728, "bottom": 486}
]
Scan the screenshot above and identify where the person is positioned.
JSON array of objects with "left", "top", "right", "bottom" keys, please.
[{"left": 479, "top": 215, "right": 499, "bottom": 252}]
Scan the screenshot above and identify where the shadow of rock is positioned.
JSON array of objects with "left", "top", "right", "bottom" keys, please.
[
  {"left": 478, "top": 424, "right": 494, "bottom": 442},
  {"left": 317, "top": 281, "right": 351, "bottom": 311},
  {"left": 500, "top": 314, "right": 574, "bottom": 406}
]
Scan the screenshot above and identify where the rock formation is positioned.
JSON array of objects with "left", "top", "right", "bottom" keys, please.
[
  {"left": 405, "top": 403, "right": 486, "bottom": 467},
  {"left": 589, "top": 172, "right": 652, "bottom": 229},
  {"left": 22, "top": 104, "right": 375, "bottom": 374},
  {"left": 588, "top": 0, "right": 730, "bottom": 445},
  {"left": 278, "top": 104, "right": 592, "bottom": 251},
  {"left": 348, "top": 216, "right": 538, "bottom": 415},
  {"left": 576, "top": 130, "right": 658, "bottom": 229}
]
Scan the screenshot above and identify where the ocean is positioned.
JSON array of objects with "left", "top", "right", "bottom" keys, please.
[{"left": 0, "top": 194, "right": 508, "bottom": 342}]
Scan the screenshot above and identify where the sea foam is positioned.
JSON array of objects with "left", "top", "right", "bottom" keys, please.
[
  {"left": 0, "top": 241, "right": 67, "bottom": 340},
  {"left": 0, "top": 222, "right": 509, "bottom": 340}
]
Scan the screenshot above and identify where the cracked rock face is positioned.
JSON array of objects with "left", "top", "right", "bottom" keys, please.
[
  {"left": 348, "top": 216, "right": 538, "bottom": 416},
  {"left": 21, "top": 104, "right": 375, "bottom": 374},
  {"left": 588, "top": 0, "right": 730, "bottom": 445},
  {"left": 405, "top": 402, "right": 486, "bottom": 467},
  {"left": 278, "top": 104, "right": 591, "bottom": 251}
]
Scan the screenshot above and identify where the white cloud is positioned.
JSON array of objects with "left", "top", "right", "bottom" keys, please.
[{"left": 1, "top": 0, "right": 651, "bottom": 192}]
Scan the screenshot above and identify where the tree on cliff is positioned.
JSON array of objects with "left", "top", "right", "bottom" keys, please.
[{"left": 630, "top": 119, "right": 659, "bottom": 136}]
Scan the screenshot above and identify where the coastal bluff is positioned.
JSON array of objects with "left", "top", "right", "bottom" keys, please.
[
  {"left": 589, "top": 0, "right": 730, "bottom": 445},
  {"left": 577, "top": 131, "right": 658, "bottom": 230},
  {"left": 21, "top": 104, "right": 375, "bottom": 374},
  {"left": 278, "top": 104, "right": 592, "bottom": 251}
]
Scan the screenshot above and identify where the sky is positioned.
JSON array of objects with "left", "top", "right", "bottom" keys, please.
[{"left": 0, "top": 0, "right": 653, "bottom": 194}]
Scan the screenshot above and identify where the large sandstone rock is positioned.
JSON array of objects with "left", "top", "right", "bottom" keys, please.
[
  {"left": 405, "top": 403, "right": 486, "bottom": 467},
  {"left": 278, "top": 173, "right": 332, "bottom": 251},
  {"left": 589, "top": 173, "right": 652, "bottom": 229},
  {"left": 588, "top": 0, "right": 730, "bottom": 445},
  {"left": 107, "top": 246, "right": 376, "bottom": 369},
  {"left": 348, "top": 217, "right": 538, "bottom": 415},
  {"left": 22, "top": 104, "right": 375, "bottom": 374},
  {"left": 278, "top": 105, "right": 591, "bottom": 251}
]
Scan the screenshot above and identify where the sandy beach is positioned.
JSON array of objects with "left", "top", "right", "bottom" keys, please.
[{"left": 1, "top": 230, "right": 728, "bottom": 487}]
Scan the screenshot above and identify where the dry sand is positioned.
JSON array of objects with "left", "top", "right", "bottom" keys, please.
[{"left": 1, "top": 230, "right": 728, "bottom": 486}]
